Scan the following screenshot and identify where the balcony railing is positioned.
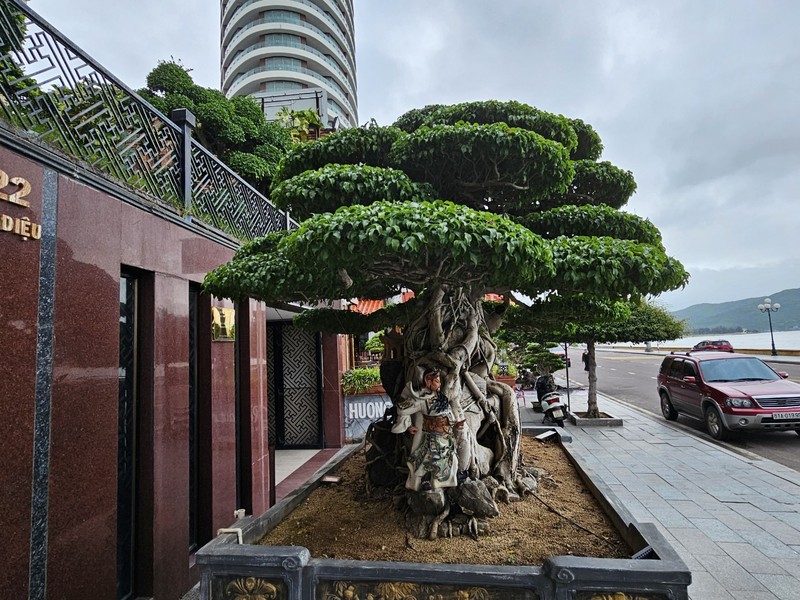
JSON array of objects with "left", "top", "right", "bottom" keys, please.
[{"left": 0, "top": 0, "right": 297, "bottom": 242}]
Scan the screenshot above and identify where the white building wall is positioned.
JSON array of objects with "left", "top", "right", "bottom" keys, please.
[{"left": 221, "top": 0, "right": 358, "bottom": 128}]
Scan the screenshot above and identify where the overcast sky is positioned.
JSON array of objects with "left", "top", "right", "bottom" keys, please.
[{"left": 30, "top": 0, "right": 800, "bottom": 311}]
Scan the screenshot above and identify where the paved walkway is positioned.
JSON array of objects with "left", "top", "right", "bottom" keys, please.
[
  {"left": 185, "top": 360, "right": 800, "bottom": 600},
  {"left": 526, "top": 385, "right": 800, "bottom": 600}
]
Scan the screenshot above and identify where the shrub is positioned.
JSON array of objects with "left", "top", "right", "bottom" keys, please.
[
  {"left": 491, "top": 362, "right": 518, "bottom": 377},
  {"left": 364, "top": 334, "right": 384, "bottom": 354},
  {"left": 341, "top": 367, "right": 382, "bottom": 395}
]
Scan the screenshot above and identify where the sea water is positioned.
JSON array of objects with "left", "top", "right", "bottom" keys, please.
[{"left": 640, "top": 330, "right": 800, "bottom": 351}]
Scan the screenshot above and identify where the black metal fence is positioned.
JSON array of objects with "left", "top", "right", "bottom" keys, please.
[{"left": 0, "top": 0, "right": 295, "bottom": 240}]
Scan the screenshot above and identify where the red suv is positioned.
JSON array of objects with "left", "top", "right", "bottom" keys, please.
[
  {"left": 690, "top": 339, "right": 734, "bottom": 353},
  {"left": 657, "top": 352, "right": 800, "bottom": 440}
]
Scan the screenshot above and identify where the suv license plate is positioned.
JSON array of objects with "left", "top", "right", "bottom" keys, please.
[{"left": 773, "top": 412, "right": 800, "bottom": 420}]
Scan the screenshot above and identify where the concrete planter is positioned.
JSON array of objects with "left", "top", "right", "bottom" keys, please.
[
  {"left": 567, "top": 411, "right": 624, "bottom": 427},
  {"left": 196, "top": 435, "right": 690, "bottom": 600},
  {"left": 494, "top": 375, "right": 518, "bottom": 387}
]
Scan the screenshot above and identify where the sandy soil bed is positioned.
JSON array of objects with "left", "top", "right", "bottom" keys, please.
[{"left": 259, "top": 435, "right": 632, "bottom": 565}]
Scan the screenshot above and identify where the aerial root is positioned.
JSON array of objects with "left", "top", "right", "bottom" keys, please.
[
  {"left": 468, "top": 516, "right": 479, "bottom": 540},
  {"left": 428, "top": 503, "right": 450, "bottom": 540}
]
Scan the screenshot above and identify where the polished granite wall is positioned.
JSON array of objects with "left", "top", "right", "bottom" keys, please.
[
  {"left": 0, "top": 143, "right": 293, "bottom": 600},
  {"left": 0, "top": 144, "right": 48, "bottom": 600}
]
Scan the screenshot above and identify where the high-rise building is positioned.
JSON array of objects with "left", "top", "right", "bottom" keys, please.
[{"left": 221, "top": 0, "right": 358, "bottom": 129}]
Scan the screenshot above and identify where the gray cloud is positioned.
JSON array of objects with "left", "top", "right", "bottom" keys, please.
[{"left": 31, "top": 0, "right": 800, "bottom": 308}]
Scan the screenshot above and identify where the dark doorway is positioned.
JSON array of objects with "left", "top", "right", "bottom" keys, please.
[
  {"left": 189, "top": 286, "right": 212, "bottom": 552},
  {"left": 117, "top": 273, "right": 138, "bottom": 600},
  {"left": 267, "top": 323, "right": 323, "bottom": 448}
]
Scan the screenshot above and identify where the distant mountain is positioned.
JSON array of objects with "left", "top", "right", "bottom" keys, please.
[{"left": 672, "top": 288, "right": 800, "bottom": 333}]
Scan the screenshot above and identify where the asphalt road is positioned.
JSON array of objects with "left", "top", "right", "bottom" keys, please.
[{"left": 562, "top": 347, "right": 800, "bottom": 473}]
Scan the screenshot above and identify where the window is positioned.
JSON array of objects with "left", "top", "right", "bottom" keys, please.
[{"left": 668, "top": 359, "right": 684, "bottom": 379}]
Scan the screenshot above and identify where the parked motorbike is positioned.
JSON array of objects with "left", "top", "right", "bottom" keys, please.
[{"left": 540, "top": 390, "right": 566, "bottom": 427}]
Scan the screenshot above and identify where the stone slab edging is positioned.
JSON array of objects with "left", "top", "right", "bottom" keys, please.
[
  {"left": 567, "top": 412, "right": 624, "bottom": 427},
  {"left": 196, "top": 436, "right": 690, "bottom": 600}
]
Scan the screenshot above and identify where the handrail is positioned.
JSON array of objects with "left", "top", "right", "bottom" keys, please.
[
  {"left": 0, "top": 0, "right": 296, "bottom": 241},
  {"left": 230, "top": 62, "right": 355, "bottom": 116}
]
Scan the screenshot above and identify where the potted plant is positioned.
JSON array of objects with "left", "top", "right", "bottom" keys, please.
[
  {"left": 363, "top": 333, "right": 384, "bottom": 361},
  {"left": 341, "top": 366, "right": 384, "bottom": 395},
  {"left": 491, "top": 361, "right": 518, "bottom": 387}
]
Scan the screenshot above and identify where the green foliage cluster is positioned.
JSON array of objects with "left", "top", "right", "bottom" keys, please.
[
  {"left": 390, "top": 122, "right": 574, "bottom": 215},
  {"left": 138, "top": 61, "right": 293, "bottom": 195},
  {"left": 520, "top": 343, "right": 567, "bottom": 375},
  {"left": 273, "top": 122, "right": 403, "bottom": 183},
  {"left": 556, "top": 301, "right": 686, "bottom": 345},
  {"left": 275, "top": 106, "right": 323, "bottom": 142},
  {"left": 271, "top": 164, "right": 434, "bottom": 221},
  {"left": 341, "top": 367, "right": 382, "bottom": 395},
  {"left": 364, "top": 334, "right": 385, "bottom": 354},
  {"left": 524, "top": 205, "right": 662, "bottom": 246},
  {"left": 491, "top": 362, "right": 518, "bottom": 377},
  {"left": 204, "top": 98, "right": 689, "bottom": 341}
]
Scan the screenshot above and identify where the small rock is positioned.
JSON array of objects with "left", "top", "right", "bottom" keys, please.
[
  {"left": 406, "top": 489, "right": 447, "bottom": 515},
  {"left": 453, "top": 479, "right": 499, "bottom": 517}
]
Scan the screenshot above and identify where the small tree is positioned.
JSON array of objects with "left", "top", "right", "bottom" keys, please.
[
  {"left": 276, "top": 106, "right": 324, "bottom": 142},
  {"left": 364, "top": 333, "right": 384, "bottom": 355},
  {"left": 562, "top": 301, "right": 686, "bottom": 417}
]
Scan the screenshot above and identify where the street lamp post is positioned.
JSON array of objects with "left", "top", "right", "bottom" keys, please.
[{"left": 757, "top": 298, "right": 781, "bottom": 356}]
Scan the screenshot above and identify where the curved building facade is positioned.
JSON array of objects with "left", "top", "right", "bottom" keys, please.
[{"left": 221, "top": 0, "right": 358, "bottom": 129}]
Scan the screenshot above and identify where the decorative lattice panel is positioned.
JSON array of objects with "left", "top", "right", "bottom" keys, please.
[
  {"left": 191, "top": 143, "right": 292, "bottom": 239},
  {"left": 267, "top": 324, "right": 320, "bottom": 448},
  {"left": 281, "top": 326, "right": 319, "bottom": 446},
  {"left": 0, "top": 0, "right": 294, "bottom": 240},
  {"left": 0, "top": 1, "right": 183, "bottom": 208},
  {"left": 266, "top": 327, "right": 277, "bottom": 444}
]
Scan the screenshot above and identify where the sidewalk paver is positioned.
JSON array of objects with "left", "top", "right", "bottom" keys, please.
[{"left": 522, "top": 384, "right": 800, "bottom": 600}]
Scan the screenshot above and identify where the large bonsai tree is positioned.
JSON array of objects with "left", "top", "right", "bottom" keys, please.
[{"left": 204, "top": 100, "right": 687, "bottom": 537}]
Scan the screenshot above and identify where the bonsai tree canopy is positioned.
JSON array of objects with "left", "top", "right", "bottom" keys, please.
[{"left": 204, "top": 100, "right": 688, "bottom": 538}]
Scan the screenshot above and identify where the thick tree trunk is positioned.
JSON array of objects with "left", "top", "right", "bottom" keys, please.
[
  {"left": 585, "top": 339, "right": 601, "bottom": 418},
  {"left": 385, "top": 285, "right": 525, "bottom": 536}
]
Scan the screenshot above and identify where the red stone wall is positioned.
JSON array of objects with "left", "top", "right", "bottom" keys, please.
[
  {"left": 0, "top": 145, "right": 44, "bottom": 600},
  {"left": 0, "top": 140, "right": 345, "bottom": 600}
]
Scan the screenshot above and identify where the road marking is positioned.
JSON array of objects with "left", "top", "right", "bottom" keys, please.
[{"left": 628, "top": 372, "right": 636, "bottom": 375}]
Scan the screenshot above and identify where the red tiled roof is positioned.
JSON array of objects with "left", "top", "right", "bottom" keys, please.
[{"left": 352, "top": 299, "right": 384, "bottom": 315}]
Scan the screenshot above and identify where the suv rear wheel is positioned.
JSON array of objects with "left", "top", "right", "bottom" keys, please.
[
  {"left": 705, "top": 406, "right": 731, "bottom": 441},
  {"left": 660, "top": 392, "right": 678, "bottom": 421}
]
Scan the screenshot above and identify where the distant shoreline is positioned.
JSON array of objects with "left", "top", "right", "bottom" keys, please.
[{"left": 609, "top": 330, "right": 800, "bottom": 354}]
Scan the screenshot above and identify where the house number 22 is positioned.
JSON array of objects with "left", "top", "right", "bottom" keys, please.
[{"left": 0, "top": 167, "right": 32, "bottom": 207}]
